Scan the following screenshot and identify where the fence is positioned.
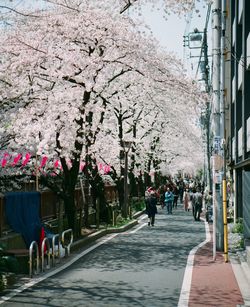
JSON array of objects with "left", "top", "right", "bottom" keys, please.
[{"left": 0, "top": 185, "right": 118, "bottom": 238}]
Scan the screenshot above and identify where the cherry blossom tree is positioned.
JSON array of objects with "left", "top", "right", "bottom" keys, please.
[
  {"left": 0, "top": 0, "right": 207, "bottom": 233},
  {"left": 0, "top": 2, "right": 205, "bottom": 230},
  {"left": 0, "top": 6, "right": 156, "bottom": 230},
  {"left": 119, "top": 0, "right": 197, "bottom": 14},
  {"left": 1, "top": 0, "right": 210, "bottom": 21},
  {"left": 39, "top": 0, "right": 209, "bottom": 15},
  {"left": 91, "top": 43, "right": 205, "bottom": 195}
]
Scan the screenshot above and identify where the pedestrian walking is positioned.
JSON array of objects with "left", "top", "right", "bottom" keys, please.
[
  {"left": 173, "top": 186, "right": 179, "bottom": 208},
  {"left": 191, "top": 188, "right": 196, "bottom": 220},
  {"left": 204, "top": 190, "right": 213, "bottom": 222},
  {"left": 145, "top": 186, "right": 153, "bottom": 200},
  {"left": 194, "top": 188, "right": 203, "bottom": 221},
  {"left": 183, "top": 188, "right": 190, "bottom": 211},
  {"left": 164, "top": 187, "right": 174, "bottom": 214},
  {"left": 188, "top": 188, "right": 193, "bottom": 212},
  {"left": 179, "top": 182, "right": 184, "bottom": 204},
  {"left": 146, "top": 191, "right": 158, "bottom": 226}
]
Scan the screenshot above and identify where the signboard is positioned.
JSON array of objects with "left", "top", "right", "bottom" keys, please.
[
  {"left": 213, "top": 136, "right": 221, "bottom": 154},
  {"left": 212, "top": 155, "right": 223, "bottom": 171}
]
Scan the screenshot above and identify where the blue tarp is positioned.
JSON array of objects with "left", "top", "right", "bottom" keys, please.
[{"left": 5, "top": 192, "right": 42, "bottom": 248}]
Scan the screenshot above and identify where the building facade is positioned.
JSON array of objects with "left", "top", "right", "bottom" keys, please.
[{"left": 226, "top": 0, "right": 250, "bottom": 238}]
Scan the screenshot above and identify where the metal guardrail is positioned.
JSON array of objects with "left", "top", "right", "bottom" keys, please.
[
  {"left": 61, "top": 229, "right": 73, "bottom": 256},
  {"left": 41, "top": 237, "right": 51, "bottom": 272},
  {"left": 28, "top": 230, "right": 72, "bottom": 277},
  {"left": 51, "top": 234, "right": 60, "bottom": 266},
  {"left": 29, "top": 241, "right": 39, "bottom": 278}
]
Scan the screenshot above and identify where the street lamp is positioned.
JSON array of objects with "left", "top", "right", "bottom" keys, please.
[
  {"left": 122, "top": 140, "right": 133, "bottom": 219},
  {"left": 183, "top": 28, "right": 204, "bottom": 49}
]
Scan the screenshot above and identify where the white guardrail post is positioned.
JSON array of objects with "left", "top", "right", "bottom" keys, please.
[
  {"left": 41, "top": 237, "right": 51, "bottom": 272},
  {"left": 52, "top": 234, "right": 60, "bottom": 266},
  {"left": 29, "top": 241, "right": 39, "bottom": 278},
  {"left": 61, "top": 229, "right": 73, "bottom": 257}
]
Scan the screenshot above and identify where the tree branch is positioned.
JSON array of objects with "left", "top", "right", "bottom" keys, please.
[
  {"left": 0, "top": 5, "right": 40, "bottom": 17},
  {"left": 16, "top": 38, "right": 47, "bottom": 54},
  {"left": 41, "top": 0, "right": 79, "bottom": 12},
  {"left": 120, "top": 1, "right": 133, "bottom": 14}
]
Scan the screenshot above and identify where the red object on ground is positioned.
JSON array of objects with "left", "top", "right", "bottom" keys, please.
[{"left": 38, "top": 226, "right": 47, "bottom": 255}]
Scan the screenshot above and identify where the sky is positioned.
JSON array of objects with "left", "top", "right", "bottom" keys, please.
[
  {"left": 2, "top": 0, "right": 211, "bottom": 79},
  {"left": 128, "top": 0, "right": 212, "bottom": 78}
]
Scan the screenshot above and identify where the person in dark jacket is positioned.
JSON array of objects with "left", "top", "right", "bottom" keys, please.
[
  {"left": 173, "top": 186, "right": 179, "bottom": 208},
  {"left": 194, "top": 188, "right": 203, "bottom": 221},
  {"left": 146, "top": 191, "right": 158, "bottom": 226}
]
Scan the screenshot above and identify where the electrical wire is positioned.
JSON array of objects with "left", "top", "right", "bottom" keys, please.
[{"left": 195, "top": 2, "right": 211, "bottom": 79}]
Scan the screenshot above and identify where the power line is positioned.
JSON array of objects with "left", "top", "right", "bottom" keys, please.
[{"left": 195, "top": 3, "right": 212, "bottom": 80}]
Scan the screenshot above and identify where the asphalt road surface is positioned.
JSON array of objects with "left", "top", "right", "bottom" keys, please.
[{"left": 0, "top": 206, "right": 206, "bottom": 307}]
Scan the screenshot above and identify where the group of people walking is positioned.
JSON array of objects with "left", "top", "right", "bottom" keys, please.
[{"left": 145, "top": 180, "right": 211, "bottom": 226}]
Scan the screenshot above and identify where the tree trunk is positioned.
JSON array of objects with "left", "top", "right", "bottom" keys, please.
[
  {"left": 128, "top": 172, "right": 137, "bottom": 196},
  {"left": 63, "top": 187, "right": 77, "bottom": 235},
  {"left": 58, "top": 197, "right": 64, "bottom": 240}
]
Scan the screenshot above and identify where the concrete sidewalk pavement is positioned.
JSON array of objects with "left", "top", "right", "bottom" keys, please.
[{"left": 189, "top": 223, "right": 250, "bottom": 307}]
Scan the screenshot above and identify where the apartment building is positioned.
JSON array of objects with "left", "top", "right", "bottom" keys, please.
[{"left": 226, "top": 0, "right": 250, "bottom": 238}]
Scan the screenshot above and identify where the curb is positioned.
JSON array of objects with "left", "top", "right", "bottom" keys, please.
[
  {"left": 0, "top": 213, "right": 144, "bottom": 298},
  {"left": 71, "top": 219, "right": 139, "bottom": 252}
]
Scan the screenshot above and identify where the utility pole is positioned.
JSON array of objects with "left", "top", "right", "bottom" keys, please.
[
  {"left": 212, "top": 0, "right": 223, "bottom": 259},
  {"left": 202, "top": 20, "right": 212, "bottom": 192},
  {"left": 220, "top": 0, "right": 228, "bottom": 262},
  {"left": 187, "top": 3, "right": 211, "bottom": 192}
]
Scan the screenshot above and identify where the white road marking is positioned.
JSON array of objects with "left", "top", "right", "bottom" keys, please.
[
  {"left": 177, "top": 218, "right": 211, "bottom": 307},
  {"left": 0, "top": 214, "right": 209, "bottom": 305},
  {"left": 0, "top": 233, "right": 119, "bottom": 304},
  {"left": 129, "top": 222, "right": 147, "bottom": 233}
]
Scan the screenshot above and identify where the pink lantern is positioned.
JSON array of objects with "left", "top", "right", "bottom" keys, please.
[
  {"left": 54, "top": 160, "right": 62, "bottom": 169},
  {"left": 103, "top": 165, "right": 111, "bottom": 174},
  {"left": 11, "top": 153, "right": 22, "bottom": 166},
  {"left": 1, "top": 153, "right": 10, "bottom": 167},
  {"left": 40, "top": 156, "right": 48, "bottom": 168},
  {"left": 22, "top": 153, "right": 31, "bottom": 167}
]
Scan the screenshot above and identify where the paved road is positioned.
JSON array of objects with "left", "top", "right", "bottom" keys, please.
[{"left": 1, "top": 206, "right": 206, "bottom": 307}]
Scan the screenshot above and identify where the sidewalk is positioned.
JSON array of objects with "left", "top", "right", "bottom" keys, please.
[
  {"left": 2, "top": 211, "right": 250, "bottom": 307},
  {"left": 189, "top": 223, "right": 250, "bottom": 307}
]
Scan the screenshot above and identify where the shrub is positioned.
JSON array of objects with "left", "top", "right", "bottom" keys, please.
[
  {"left": 232, "top": 218, "right": 243, "bottom": 234},
  {"left": 0, "top": 243, "right": 19, "bottom": 292},
  {"left": 131, "top": 198, "right": 145, "bottom": 212}
]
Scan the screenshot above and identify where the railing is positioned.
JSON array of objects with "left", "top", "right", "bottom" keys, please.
[
  {"left": 61, "top": 229, "right": 73, "bottom": 256},
  {"left": 29, "top": 241, "right": 39, "bottom": 278},
  {"left": 5, "top": 184, "right": 119, "bottom": 278},
  {"left": 0, "top": 185, "right": 119, "bottom": 237},
  {"left": 41, "top": 237, "right": 51, "bottom": 272},
  {"left": 105, "top": 185, "right": 119, "bottom": 202},
  {"left": 51, "top": 234, "right": 60, "bottom": 266},
  {"left": 40, "top": 191, "right": 58, "bottom": 220},
  {"left": 29, "top": 234, "right": 61, "bottom": 277}
]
